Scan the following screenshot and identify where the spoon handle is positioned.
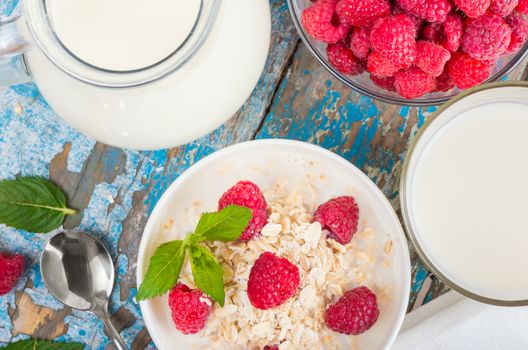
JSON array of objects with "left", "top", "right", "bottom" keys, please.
[{"left": 93, "top": 306, "right": 128, "bottom": 350}]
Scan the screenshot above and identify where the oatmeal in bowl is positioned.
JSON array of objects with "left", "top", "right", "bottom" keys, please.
[{"left": 137, "top": 140, "right": 411, "bottom": 350}]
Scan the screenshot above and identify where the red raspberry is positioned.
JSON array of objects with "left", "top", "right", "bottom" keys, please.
[
  {"left": 247, "top": 252, "right": 300, "bottom": 310},
  {"left": 168, "top": 283, "right": 212, "bottom": 334},
  {"left": 447, "top": 52, "right": 493, "bottom": 89},
  {"left": 218, "top": 180, "right": 268, "bottom": 241},
  {"left": 396, "top": 0, "right": 452, "bottom": 23},
  {"left": 462, "top": 12, "right": 511, "bottom": 59},
  {"left": 326, "top": 43, "right": 365, "bottom": 75},
  {"left": 394, "top": 67, "right": 436, "bottom": 99},
  {"left": 442, "top": 13, "right": 464, "bottom": 52},
  {"left": 453, "top": 0, "right": 491, "bottom": 17},
  {"left": 505, "top": 12, "right": 528, "bottom": 54},
  {"left": 350, "top": 27, "right": 371, "bottom": 60},
  {"left": 370, "top": 74, "right": 396, "bottom": 91},
  {"left": 435, "top": 69, "right": 455, "bottom": 92},
  {"left": 324, "top": 286, "right": 380, "bottom": 335},
  {"left": 415, "top": 41, "right": 451, "bottom": 76},
  {"left": 421, "top": 22, "right": 443, "bottom": 43},
  {"left": 490, "top": 0, "right": 519, "bottom": 16},
  {"left": 516, "top": 0, "right": 528, "bottom": 13},
  {"left": 370, "top": 15, "right": 417, "bottom": 69},
  {"left": 263, "top": 346, "right": 279, "bottom": 350},
  {"left": 314, "top": 196, "right": 360, "bottom": 244},
  {"left": 335, "top": 0, "right": 391, "bottom": 26},
  {"left": 367, "top": 51, "right": 400, "bottom": 77},
  {"left": 0, "top": 253, "right": 24, "bottom": 295},
  {"left": 392, "top": 5, "right": 424, "bottom": 31},
  {"left": 302, "top": 0, "right": 352, "bottom": 43}
]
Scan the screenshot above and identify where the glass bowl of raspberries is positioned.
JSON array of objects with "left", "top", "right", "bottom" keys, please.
[{"left": 289, "top": 0, "right": 528, "bottom": 105}]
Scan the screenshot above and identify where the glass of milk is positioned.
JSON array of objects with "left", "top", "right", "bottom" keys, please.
[{"left": 401, "top": 82, "right": 528, "bottom": 306}]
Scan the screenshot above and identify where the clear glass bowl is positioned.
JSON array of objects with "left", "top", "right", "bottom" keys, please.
[{"left": 287, "top": 0, "right": 528, "bottom": 106}]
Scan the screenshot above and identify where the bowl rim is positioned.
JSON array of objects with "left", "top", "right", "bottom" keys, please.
[
  {"left": 286, "top": 0, "right": 528, "bottom": 106},
  {"left": 137, "top": 139, "right": 412, "bottom": 350},
  {"left": 399, "top": 81, "right": 528, "bottom": 306}
]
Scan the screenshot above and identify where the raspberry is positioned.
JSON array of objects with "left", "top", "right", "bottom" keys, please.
[
  {"left": 324, "top": 286, "right": 380, "bottom": 335},
  {"left": 314, "top": 196, "right": 360, "bottom": 244},
  {"left": 335, "top": 0, "right": 391, "bottom": 26},
  {"left": 447, "top": 52, "right": 493, "bottom": 89},
  {"left": 394, "top": 67, "right": 436, "bottom": 98},
  {"left": 462, "top": 12, "right": 511, "bottom": 59},
  {"left": 370, "top": 74, "right": 396, "bottom": 91},
  {"left": 367, "top": 51, "right": 400, "bottom": 77},
  {"left": 453, "top": 0, "right": 491, "bottom": 17},
  {"left": 350, "top": 27, "right": 371, "bottom": 60},
  {"left": 218, "top": 181, "right": 268, "bottom": 241},
  {"left": 490, "top": 0, "right": 519, "bottom": 16},
  {"left": 326, "top": 43, "right": 365, "bottom": 75},
  {"left": 302, "top": 0, "right": 352, "bottom": 43},
  {"left": 168, "top": 283, "right": 212, "bottom": 334},
  {"left": 421, "top": 22, "right": 444, "bottom": 43},
  {"left": 370, "top": 15, "right": 417, "bottom": 69},
  {"left": 263, "top": 346, "right": 279, "bottom": 350},
  {"left": 435, "top": 69, "right": 455, "bottom": 91},
  {"left": 415, "top": 41, "right": 451, "bottom": 76},
  {"left": 392, "top": 5, "right": 424, "bottom": 31},
  {"left": 505, "top": 12, "right": 528, "bottom": 54},
  {"left": 396, "top": 0, "right": 452, "bottom": 22},
  {"left": 247, "top": 252, "right": 300, "bottom": 310},
  {"left": 516, "top": 0, "right": 528, "bottom": 13},
  {"left": 442, "top": 13, "right": 464, "bottom": 52},
  {"left": 421, "top": 13, "right": 463, "bottom": 53},
  {"left": 0, "top": 253, "right": 24, "bottom": 295}
]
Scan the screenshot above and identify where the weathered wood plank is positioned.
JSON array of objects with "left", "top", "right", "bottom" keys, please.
[{"left": 2, "top": 0, "right": 527, "bottom": 348}]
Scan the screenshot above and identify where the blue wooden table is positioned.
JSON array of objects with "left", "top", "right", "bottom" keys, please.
[{"left": 1, "top": 0, "right": 527, "bottom": 349}]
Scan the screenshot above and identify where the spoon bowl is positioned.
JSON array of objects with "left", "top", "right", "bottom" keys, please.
[{"left": 41, "top": 231, "right": 127, "bottom": 349}]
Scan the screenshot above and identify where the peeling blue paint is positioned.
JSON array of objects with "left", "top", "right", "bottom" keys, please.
[
  {"left": 412, "top": 263, "right": 430, "bottom": 293},
  {"left": 0, "top": 0, "right": 18, "bottom": 17}
]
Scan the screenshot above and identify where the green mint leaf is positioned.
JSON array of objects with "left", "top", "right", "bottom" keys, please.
[
  {"left": 2, "top": 339, "right": 84, "bottom": 350},
  {"left": 194, "top": 205, "right": 252, "bottom": 242},
  {"left": 189, "top": 244, "right": 225, "bottom": 306},
  {"left": 137, "top": 240, "right": 186, "bottom": 301},
  {"left": 0, "top": 177, "right": 76, "bottom": 233}
]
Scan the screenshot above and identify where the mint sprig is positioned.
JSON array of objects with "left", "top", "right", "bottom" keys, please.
[
  {"left": 189, "top": 244, "right": 225, "bottom": 306},
  {"left": 2, "top": 339, "right": 84, "bottom": 350},
  {"left": 137, "top": 205, "right": 252, "bottom": 305},
  {"left": 135, "top": 240, "right": 186, "bottom": 300},
  {"left": 194, "top": 205, "right": 252, "bottom": 241},
  {"left": 0, "top": 177, "right": 76, "bottom": 233}
]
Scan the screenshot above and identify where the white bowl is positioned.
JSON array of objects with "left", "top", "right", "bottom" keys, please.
[{"left": 137, "top": 139, "right": 411, "bottom": 349}]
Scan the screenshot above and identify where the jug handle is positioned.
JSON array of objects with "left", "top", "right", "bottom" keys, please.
[{"left": 0, "top": 14, "right": 32, "bottom": 86}]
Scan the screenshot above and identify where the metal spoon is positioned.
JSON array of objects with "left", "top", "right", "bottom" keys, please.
[{"left": 40, "top": 231, "right": 127, "bottom": 350}]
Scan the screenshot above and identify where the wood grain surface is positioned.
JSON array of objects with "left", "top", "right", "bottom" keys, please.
[{"left": 0, "top": 0, "right": 527, "bottom": 348}]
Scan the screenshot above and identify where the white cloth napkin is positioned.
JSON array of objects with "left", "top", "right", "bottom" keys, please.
[{"left": 392, "top": 291, "right": 528, "bottom": 350}]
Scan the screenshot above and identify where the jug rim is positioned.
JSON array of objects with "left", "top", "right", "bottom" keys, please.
[{"left": 21, "top": 0, "right": 221, "bottom": 88}]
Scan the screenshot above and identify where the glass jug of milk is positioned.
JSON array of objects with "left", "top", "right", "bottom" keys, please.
[{"left": 0, "top": 0, "right": 271, "bottom": 149}]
